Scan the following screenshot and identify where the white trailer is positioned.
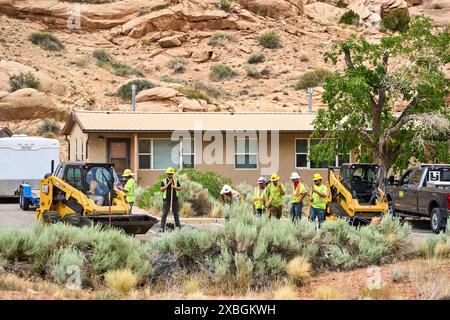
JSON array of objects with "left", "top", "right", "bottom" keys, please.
[{"left": 0, "top": 135, "right": 60, "bottom": 197}]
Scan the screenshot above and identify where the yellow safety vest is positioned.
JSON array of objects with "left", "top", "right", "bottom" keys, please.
[
  {"left": 292, "top": 183, "right": 306, "bottom": 204},
  {"left": 253, "top": 187, "right": 265, "bottom": 209},
  {"left": 162, "top": 178, "right": 178, "bottom": 200},
  {"left": 311, "top": 184, "right": 328, "bottom": 209}
]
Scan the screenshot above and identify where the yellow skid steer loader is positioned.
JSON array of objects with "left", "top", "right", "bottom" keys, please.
[
  {"left": 36, "top": 162, "right": 157, "bottom": 234},
  {"left": 325, "top": 163, "right": 388, "bottom": 223}
]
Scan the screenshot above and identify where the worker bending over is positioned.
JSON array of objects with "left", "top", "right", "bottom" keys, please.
[
  {"left": 253, "top": 177, "right": 266, "bottom": 217},
  {"left": 309, "top": 173, "right": 329, "bottom": 228},
  {"left": 290, "top": 172, "right": 307, "bottom": 223},
  {"left": 265, "top": 173, "right": 285, "bottom": 219},
  {"left": 160, "top": 167, "right": 182, "bottom": 232},
  {"left": 220, "top": 184, "right": 240, "bottom": 206},
  {"left": 119, "top": 169, "right": 136, "bottom": 213}
]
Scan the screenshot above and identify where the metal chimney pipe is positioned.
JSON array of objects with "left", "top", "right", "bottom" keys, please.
[
  {"left": 307, "top": 87, "right": 313, "bottom": 112},
  {"left": 131, "top": 84, "right": 137, "bottom": 112}
]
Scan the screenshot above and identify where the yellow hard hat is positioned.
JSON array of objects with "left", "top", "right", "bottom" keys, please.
[
  {"left": 313, "top": 173, "right": 322, "bottom": 181},
  {"left": 270, "top": 173, "right": 280, "bottom": 181},
  {"left": 122, "top": 169, "right": 135, "bottom": 177},
  {"left": 166, "top": 167, "right": 175, "bottom": 174}
]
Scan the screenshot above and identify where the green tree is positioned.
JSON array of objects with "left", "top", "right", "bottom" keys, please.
[{"left": 310, "top": 16, "right": 449, "bottom": 172}]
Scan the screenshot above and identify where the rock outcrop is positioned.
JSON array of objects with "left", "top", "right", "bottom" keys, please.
[
  {"left": 0, "top": 60, "right": 67, "bottom": 96},
  {"left": 109, "top": 2, "right": 262, "bottom": 38},
  {"left": 236, "top": 0, "right": 304, "bottom": 18},
  {"left": 304, "top": 2, "right": 346, "bottom": 24},
  {"left": 0, "top": 88, "right": 66, "bottom": 121}
]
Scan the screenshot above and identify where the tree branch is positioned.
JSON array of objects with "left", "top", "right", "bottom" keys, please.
[
  {"left": 343, "top": 47, "right": 354, "bottom": 69},
  {"left": 378, "top": 51, "right": 389, "bottom": 109},
  {"left": 356, "top": 127, "right": 375, "bottom": 145},
  {"left": 393, "top": 95, "right": 419, "bottom": 127}
]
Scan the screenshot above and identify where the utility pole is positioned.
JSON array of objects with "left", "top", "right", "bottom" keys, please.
[
  {"left": 131, "top": 84, "right": 137, "bottom": 112},
  {"left": 307, "top": 87, "right": 313, "bottom": 113}
]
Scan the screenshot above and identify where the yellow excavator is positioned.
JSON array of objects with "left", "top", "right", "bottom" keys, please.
[
  {"left": 325, "top": 163, "right": 388, "bottom": 223},
  {"left": 36, "top": 162, "right": 157, "bottom": 234}
]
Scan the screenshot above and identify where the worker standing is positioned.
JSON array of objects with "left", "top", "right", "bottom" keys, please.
[
  {"left": 290, "top": 172, "right": 307, "bottom": 223},
  {"left": 120, "top": 169, "right": 136, "bottom": 214},
  {"left": 159, "top": 167, "right": 182, "bottom": 232},
  {"left": 253, "top": 177, "right": 266, "bottom": 217},
  {"left": 309, "top": 173, "right": 329, "bottom": 228},
  {"left": 265, "top": 173, "right": 285, "bottom": 219}
]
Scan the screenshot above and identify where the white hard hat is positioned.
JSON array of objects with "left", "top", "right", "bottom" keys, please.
[
  {"left": 221, "top": 184, "right": 232, "bottom": 195},
  {"left": 290, "top": 172, "right": 300, "bottom": 180},
  {"left": 258, "top": 176, "right": 265, "bottom": 183}
]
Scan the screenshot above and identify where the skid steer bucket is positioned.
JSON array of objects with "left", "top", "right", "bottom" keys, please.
[{"left": 87, "top": 214, "right": 158, "bottom": 234}]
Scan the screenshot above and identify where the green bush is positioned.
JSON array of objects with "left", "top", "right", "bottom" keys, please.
[
  {"left": 432, "top": 4, "right": 443, "bottom": 9},
  {"left": 295, "top": 68, "right": 332, "bottom": 90},
  {"left": 50, "top": 246, "right": 86, "bottom": 285},
  {"left": 93, "top": 49, "right": 143, "bottom": 77},
  {"left": 218, "top": 0, "right": 232, "bottom": 12},
  {"left": 244, "top": 65, "right": 261, "bottom": 79},
  {"left": 147, "top": 206, "right": 413, "bottom": 292},
  {"left": 247, "top": 52, "right": 265, "bottom": 64},
  {"left": 38, "top": 119, "right": 60, "bottom": 135},
  {"left": 160, "top": 75, "right": 184, "bottom": 84},
  {"left": 381, "top": 9, "right": 410, "bottom": 33},
  {"left": 176, "top": 87, "right": 211, "bottom": 103},
  {"left": 336, "top": 0, "right": 347, "bottom": 8},
  {"left": 169, "top": 58, "right": 187, "bottom": 74},
  {"left": 192, "top": 81, "right": 225, "bottom": 98},
  {"left": 339, "top": 10, "right": 360, "bottom": 26},
  {"left": 92, "top": 49, "right": 111, "bottom": 63},
  {"left": 9, "top": 72, "right": 40, "bottom": 92},
  {"left": 176, "top": 168, "right": 232, "bottom": 200},
  {"left": 0, "top": 223, "right": 152, "bottom": 287},
  {"left": 29, "top": 32, "right": 64, "bottom": 51},
  {"left": 209, "top": 64, "right": 237, "bottom": 81},
  {"left": 116, "top": 79, "right": 155, "bottom": 101},
  {"left": 208, "top": 32, "right": 234, "bottom": 47},
  {"left": 258, "top": 31, "right": 281, "bottom": 49}
]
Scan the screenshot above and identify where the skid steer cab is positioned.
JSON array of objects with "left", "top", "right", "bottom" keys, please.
[
  {"left": 36, "top": 162, "right": 157, "bottom": 234},
  {"left": 326, "top": 163, "right": 388, "bottom": 224}
]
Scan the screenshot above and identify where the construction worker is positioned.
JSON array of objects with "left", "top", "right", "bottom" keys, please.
[
  {"left": 220, "top": 184, "right": 240, "bottom": 206},
  {"left": 309, "top": 173, "right": 329, "bottom": 228},
  {"left": 290, "top": 172, "right": 307, "bottom": 223},
  {"left": 119, "top": 169, "right": 136, "bottom": 213},
  {"left": 159, "top": 167, "right": 182, "bottom": 232},
  {"left": 253, "top": 177, "right": 266, "bottom": 217},
  {"left": 265, "top": 173, "right": 285, "bottom": 219}
]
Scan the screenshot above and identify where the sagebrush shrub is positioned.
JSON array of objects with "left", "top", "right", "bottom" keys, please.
[
  {"left": 258, "top": 31, "right": 281, "bottom": 49},
  {"left": 247, "top": 52, "right": 265, "bottom": 64},
  {"left": 169, "top": 58, "right": 187, "bottom": 73},
  {"left": 38, "top": 118, "right": 60, "bottom": 135},
  {"left": 116, "top": 79, "right": 155, "bottom": 101},
  {"left": 208, "top": 32, "right": 234, "bottom": 46},
  {"left": 210, "top": 64, "right": 237, "bottom": 81},
  {"left": 381, "top": 9, "right": 410, "bottom": 32},
  {"left": 244, "top": 65, "right": 261, "bottom": 79},
  {"left": 176, "top": 87, "right": 211, "bottom": 103},
  {"left": 93, "top": 49, "right": 143, "bottom": 77},
  {"left": 29, "top": 32, "right": 64, "bottom": 51},
  {"left": 339, "top": 10, "right": 360, "bottom": 26},
  {"left": 193, "top": 81, "right": 225, "bottom": 99},
  {"left": 295, "top": 68, "right": 332, "bottom": 90},
  {"left": 219, "top": 0, "right": 232, "bottom": 12},
  {"left": 50, "top": 246, "right": 86, "bottom": 285},
  {"left": 92, "top": 49, "right": 111, "bottom": 63},
  {"left": 9, "top": 72, "right": 40, "bottom": 92}
]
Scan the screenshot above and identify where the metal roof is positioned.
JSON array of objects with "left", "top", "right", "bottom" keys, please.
[{"left": 62, "top": 111, "right": 317, "bottom": 135}]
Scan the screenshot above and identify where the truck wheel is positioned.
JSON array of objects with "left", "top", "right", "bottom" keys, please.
[
  {"left": 430, "top": 207, "right": 444, "bottom": 234},
  {"left": 19, "top": 188, "right": 30, "bottom": 211},
  {"left": 62, "top": 214, "right": 92, "bottom": 227}
]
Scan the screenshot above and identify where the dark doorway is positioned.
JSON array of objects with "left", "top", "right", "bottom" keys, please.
[{"left": 107, "top": 139, "right": 130, "bottom": 176}]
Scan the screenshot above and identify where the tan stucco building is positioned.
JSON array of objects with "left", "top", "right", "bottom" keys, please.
[{"left": 62, "top": 111, "right": 351, "bottom": 186}]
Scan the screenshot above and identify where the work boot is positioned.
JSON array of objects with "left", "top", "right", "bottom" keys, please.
[{"left": 158, "top": 228, "right": 165, "bottom": 233}]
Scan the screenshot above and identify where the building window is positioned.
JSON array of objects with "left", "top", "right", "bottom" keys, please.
[
  {"left": 138, "top": 139, "right": 195, "bottom": 169},
  {"left": 295, "top": 138, "right": 351, "bottom": 168},
  {"left": 138, "top": 139, "right": 152, "bottom": 169},
  {"left": 235, "top": 137, "right": 258, "bottom": 169},
  {"left": 181, "top": 139, "right": 195, "bottom": 169}
]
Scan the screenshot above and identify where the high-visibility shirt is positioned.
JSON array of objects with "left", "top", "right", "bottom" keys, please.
[
  {"left": 311, "top": 184, "right": 328, "bottom": 209},
  {"left": 161, "top": 178, "right": 180, "bottom": 201},
  {"left": 265, "top": 183, "right": 285, "bottom": 207},
  {"left": 124, "top": 178, "right": 136, "bottom": 203},
  {"left": 292, "top": 182, "right": 306, "bottom": 204},
  {"left": 253, "top": 187, "right": 266, "bottom": 209}
]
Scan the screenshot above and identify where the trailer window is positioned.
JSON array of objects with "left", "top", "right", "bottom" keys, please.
[{"left": 65, "top": 167, "right": 82, "bottom": 191}]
